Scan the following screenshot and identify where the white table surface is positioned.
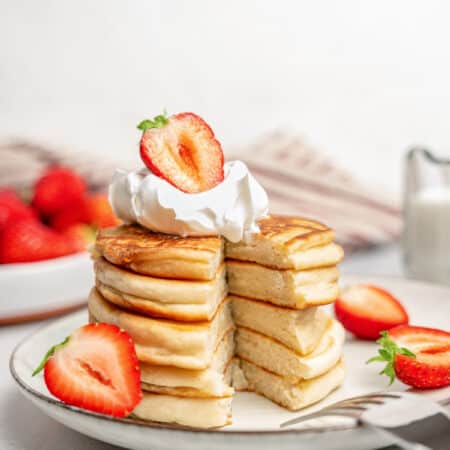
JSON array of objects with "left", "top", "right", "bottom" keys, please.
[{"left": 0, "top": 245, "right": 403, "bottom": 450}]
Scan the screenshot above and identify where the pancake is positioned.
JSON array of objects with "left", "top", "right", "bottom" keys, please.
[
  {"left": 227, "top": 262, "right": 339, "bottom": 308},
  {"left": 140, "top": 329, "right": 235, "bottom": 398},
  {"left": 96, "top": 224, "right": 224, "bottom": 280},
  {"left": 88, "top": 288, "right": 234, "bottom": 369},
  {"left": 96, "top": 280, "right": 224, "bottom": 322},
  {"left": 229, "top": 357, "right": 248, "bottom": 391},
  {"left": 225, "top": 215, "right": 344, "bottom": 270},
  {"left": 231, "top": 296, "right": 330, "bottom": 354},
  {"left": 235, "top": 319, "right": 345, "bottom": 382},
  {"left": 94, "top": 257, "right": 227, "bottom": 306},
  {"left": 237, "top": 359, "right": 345, "bottom": 411},
  {"left": 133, "top": 393, "right": 232, "bottom": 428}
]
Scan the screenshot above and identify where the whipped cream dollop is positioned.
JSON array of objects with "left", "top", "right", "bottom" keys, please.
[{"left": 109, "top": 161, "right": 269, "bottom": 242}]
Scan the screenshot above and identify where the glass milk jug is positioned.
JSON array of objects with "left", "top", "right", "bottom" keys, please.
[{"left": 404, "top": 147, "right": 450, "bottom": 284}]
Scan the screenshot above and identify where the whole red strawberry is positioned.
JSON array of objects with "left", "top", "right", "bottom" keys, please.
[
  {"left": 49, "top": 194, "right": 118, "bottom": 231},
  {"left": 84, "top": 193, "right": 119, "bottom": 228},
  {"left": 32, "top": 167, "right": 87, "bottom": 216},
  {"left": 33, "top": 323, "right": 142, "bottom": 417},
  {"left": 49, "top": 199, "right": 89, "bottom": 231},
  {"left": 0, "top": 188, "right": 36, "bottom": 230},
  {"left": 0, "top": 218, "right": 83, "bottom": 263},
  {"left": 63, "top": 223, "right": 96, "bottom": 248}
]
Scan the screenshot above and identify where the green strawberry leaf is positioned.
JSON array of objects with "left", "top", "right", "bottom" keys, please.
[
  {"left": 379, "top": 348, "right": 392, "bottom": 360},
  {"left": 400, "top": 347, "right": 416, "bottom": 358},
  {"left": 366, "top": 331, "right": 416, "bottom": 385},
  {"left": 137, "top": 111, "right": 169, "bottom": 131},
  {"left": 381, "top": 364, "right": 396, "bottom": 385},
  {"left": 366, "top": 355, "right": 385, "bottom": 363},
  {"left": 32, "top": 336, "right": 70, "bottom": 376}
]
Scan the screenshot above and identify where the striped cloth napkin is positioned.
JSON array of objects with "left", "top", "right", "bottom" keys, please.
[
  {"left": 1, "top": 135, "right": 402, "bottom": 253},
  {"left": 0, "top": 139, "right": 116, "bottom": 193},
  {"left": 230, "top": 132, "right": 402, "bottom": 253}
]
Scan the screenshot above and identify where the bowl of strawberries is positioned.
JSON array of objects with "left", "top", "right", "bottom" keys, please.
[{"left": 0, "top": 166, "right": 119, "bottom": 324}]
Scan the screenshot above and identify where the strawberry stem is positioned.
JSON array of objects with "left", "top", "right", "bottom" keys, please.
[
  {"left": 366, "top": 331, "right": 416, "bottom": 385},
  {"left": 32, "top": 336, "right": 70, "bottom": 376},
  {"left": 137, "top": 111, "right": 169, "bottom": 131}
]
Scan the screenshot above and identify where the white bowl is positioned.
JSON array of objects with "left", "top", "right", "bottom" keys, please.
[{"left": 0, "top": 252, "right": 93, "bottom": 324}]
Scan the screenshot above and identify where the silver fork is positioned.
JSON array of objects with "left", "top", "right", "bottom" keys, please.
[{"left": 280, "top": 391, "right": 450, "bottom": 450}]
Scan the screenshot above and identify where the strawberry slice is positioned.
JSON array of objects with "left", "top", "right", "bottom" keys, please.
[
  {"left": 138, "top": 112, "right": 224, "bottom": 193},
  {"left": 33, "top": 323, "right": 142, "bottom": 417},
  {"left": 335, "top": 284, "right": 409, "bottom": 340},
  {"left": 368, "top": 326, "right": 450, "bottom": 389}
]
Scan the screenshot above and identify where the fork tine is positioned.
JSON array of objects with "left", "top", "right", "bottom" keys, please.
[
  {"left": 343, "top": 393, "right": 401, "bottom": 402},
  {"left": 328, "top": 393, "right": 400, "bottom": 408},
  {"left": 338, "top": 398, "right": 385, "bottom": 406},
  {"left": 349, "top": 392, "right": 401, "bottom": 400},
  {"left": 280, "top": 411, "right": 333, "bottom": 428},
  {"left": 280, "top": 405, "right": 362, "bottom": 428},
  {"left": 280, "top": 392, "right": 403, "bottom": 428},
  {"left": 327, "top": 405, "right": 366, "bottom": 414}
]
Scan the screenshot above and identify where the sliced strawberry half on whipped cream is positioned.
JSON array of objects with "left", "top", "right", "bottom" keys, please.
[{"left": 138, "top": 112, "right": 224, "bottom": 193}]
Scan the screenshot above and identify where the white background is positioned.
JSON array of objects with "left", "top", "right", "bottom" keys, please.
[{"left": 2, "top": 0, "right": 450, "bottom": 193}]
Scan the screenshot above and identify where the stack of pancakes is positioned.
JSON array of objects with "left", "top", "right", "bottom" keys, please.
[
  {"left": 89, "top": 215, "right": 345, "bottom": 428},
  {"left": 90, "top": 226, "right": 235, "bottom": 428},
  {"left": 227, "top": 216, "right": 346, "bottom": 410}
]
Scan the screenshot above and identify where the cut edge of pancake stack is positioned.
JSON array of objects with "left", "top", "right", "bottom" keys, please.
[
  {"left": 226, "top": 215, "right": 346, "bottom": 411},
  {"left": 91, "top": 225, "right": 235, "bottom": 429},
  {"left": 90, "top": 215, "right": 345, "bottom": 428}
]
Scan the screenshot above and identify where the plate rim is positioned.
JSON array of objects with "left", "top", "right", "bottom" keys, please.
[
  {"left": 0, "top": 302, "right": 85, "bottom": 326},
  {"left": 9, "top": 273, "right": 450, "bottom": 437},
  {"left": 0, "top": 251, "right": 90, "bottom": 273}
]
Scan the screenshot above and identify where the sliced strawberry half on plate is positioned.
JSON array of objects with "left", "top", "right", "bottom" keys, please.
[
  {"left": 335, "top": 284, "right": 409, "bottom": 340},
  {"left": 138, "top": 112, "right": 224, "bottom": 193},
  {"left": 368, "top": 326, "right": 450, "bottom": 389},
  {"left": 33, "top": 323, "right": 142, "bottom": 417}
]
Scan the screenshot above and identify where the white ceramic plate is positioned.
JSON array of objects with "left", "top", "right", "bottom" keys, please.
[
  {"left": 10, "top": 274, "right": 450, "bottom": 450},
  {"left": 0, "top": 252, "right": 93, "bottom": 324}
]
